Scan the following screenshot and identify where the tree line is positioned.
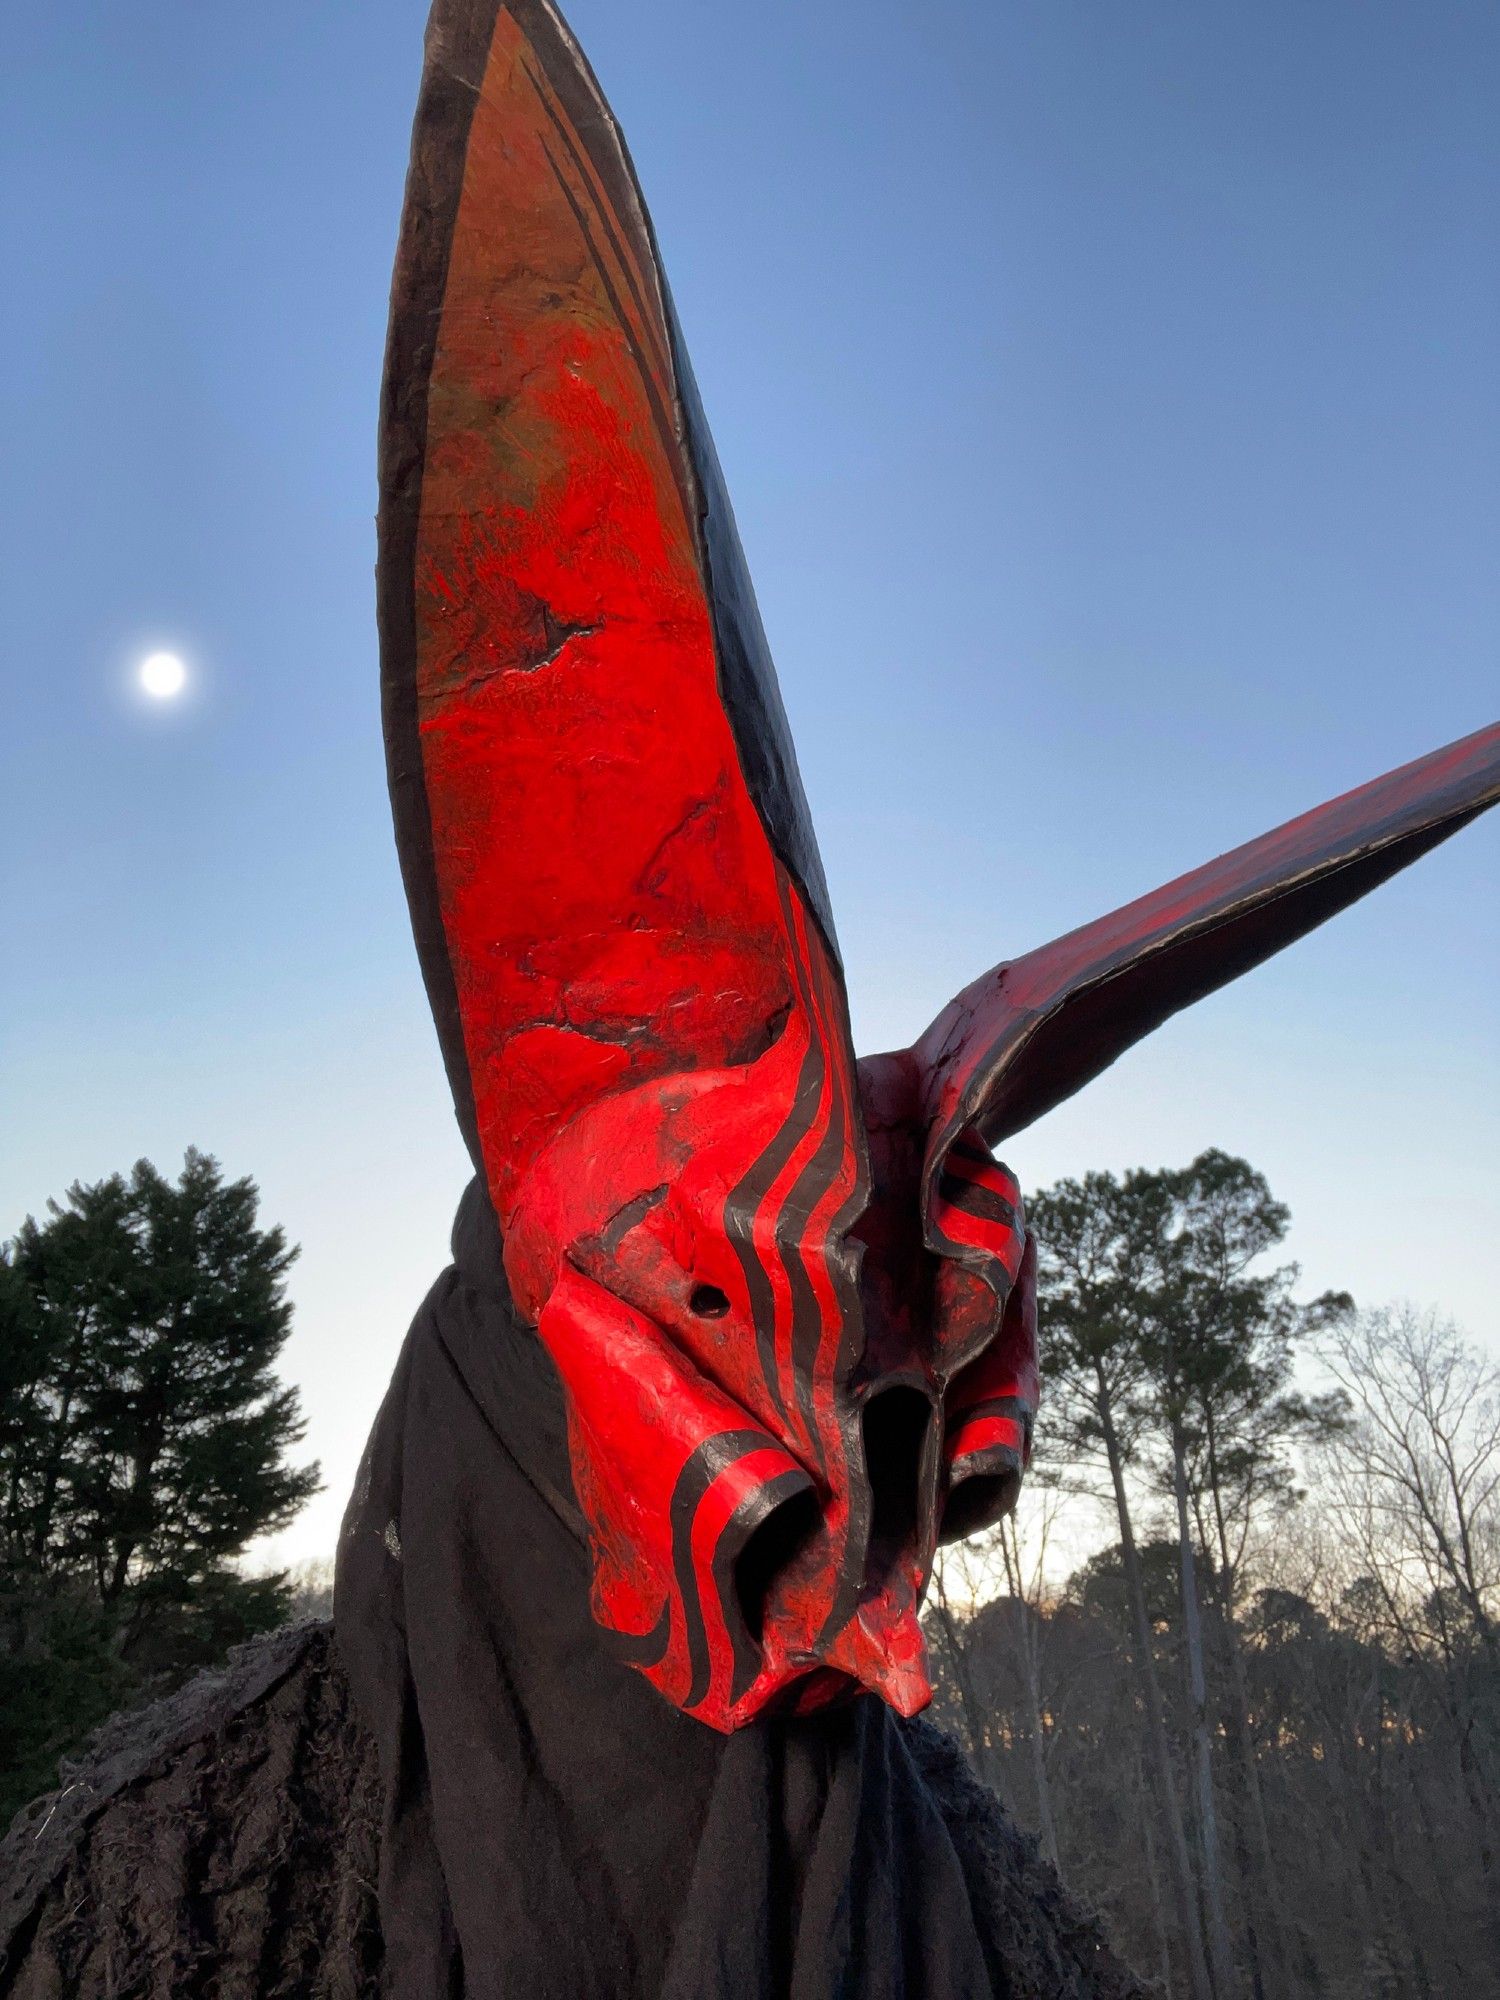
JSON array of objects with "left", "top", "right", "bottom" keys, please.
[
  {"left": 925, "top": 1153, "right": 1499, "bottom": 1999},
  {"left": 0, "top": 1151, "right": 317, "bottom": 1820}
]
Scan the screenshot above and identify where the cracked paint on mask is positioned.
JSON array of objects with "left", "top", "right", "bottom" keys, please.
[
  {"left": 384, "top": 0, "right": 1497, "bottom": 1741},
  {"left": 389, "top": 3, "right": 1033, "bottom": 1731}
]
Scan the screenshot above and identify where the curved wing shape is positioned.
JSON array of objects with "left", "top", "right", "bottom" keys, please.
[
  {"left": 912, "top": 722, "right": 1500, "bottom": 1192},
  {"left": 380, "top": 0, "right": 849, "bottom": 1212}
]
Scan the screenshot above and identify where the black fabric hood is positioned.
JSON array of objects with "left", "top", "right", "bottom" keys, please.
[{"left": 334, "top": 1181, "right": 1017, "bottom": 1999}]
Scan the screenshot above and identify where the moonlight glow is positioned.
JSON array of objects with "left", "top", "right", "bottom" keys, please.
[{"left": 139, "top": 651, "right": 187, "bottom": 700}]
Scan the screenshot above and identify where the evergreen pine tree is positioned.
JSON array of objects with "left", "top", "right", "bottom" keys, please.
[{"left": 0, "top": 1151, "right": 318, "bottom": 1817}]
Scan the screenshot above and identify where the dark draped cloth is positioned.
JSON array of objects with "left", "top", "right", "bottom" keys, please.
[
  {"left": 331, "top": 1183, "right": 1123, "bottom": 2000},
  {"left": 0, "top": 1183, "right": 1141, "bottom": 2000}
]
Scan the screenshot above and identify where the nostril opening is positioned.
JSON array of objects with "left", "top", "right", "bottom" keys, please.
[
  {"left": 941, "top": 1468, "right": 1021, "bottom": 1544},
  {"left": 861, "top": 1386, "right": 933, "bottom": 1587},
  {"left": 735, "top": 1486, "right": 819, "bottom": 1642},
  {"left": 690, "top": 1282, "right": 731, "bottom": 1319}
]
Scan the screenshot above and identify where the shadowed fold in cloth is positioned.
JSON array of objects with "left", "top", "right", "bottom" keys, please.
[{"left": 332, "top": 1181, "right": 1138, "bottom": 2000}]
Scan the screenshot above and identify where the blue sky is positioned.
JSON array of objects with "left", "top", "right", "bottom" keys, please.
[{"left": 2, "top": 0, "right": 1495, "bottom": 1565}]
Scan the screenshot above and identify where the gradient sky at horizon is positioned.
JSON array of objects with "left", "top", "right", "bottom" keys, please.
[{"left": 2, "top": 0, "right": 1495, "bottom": 1569}]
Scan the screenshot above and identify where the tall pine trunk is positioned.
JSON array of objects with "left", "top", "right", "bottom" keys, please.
[
  {"left": 1171, "top": 1420, "right": 1235, "bottom": 1996},
  {"left": 1136, "top": 1742, "right": 1177, "bottom": 1998},
  {"left": 1097, "top": 1369, "right": 1214, "bottom": 2000},
  {"left": 1203, "top": 1410, "right": 1291, "bottom": 1998},
  {"left": 1000, "top": 1515, "right": 1060, "bottom": 1869},
  {"left": 1211, "top": 1598, "right": 1285, "bottom": 1999}
]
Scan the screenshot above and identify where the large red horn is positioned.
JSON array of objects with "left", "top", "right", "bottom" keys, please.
[
  {"left": 908, "top": 721, "right": 1499, "bottom": 1193},
  {"left": 379, "top": 0, "right": 858, "bottom": 1219},
  {"left": 378, "top": 0, "right": 898, "bottom": 1730}
]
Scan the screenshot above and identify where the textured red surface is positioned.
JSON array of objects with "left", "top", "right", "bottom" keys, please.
[
  {"left": 384, "top": 0, "right": 1497, "bottom": 1735},
  {"left": 392, "top": 6, "right": 1028, "bottom": 1728},
  {"left": 412, "top": 19, "right": 794, "bottom": 1219},
  {"left": 912, "top": 721, "right": 1500, "bottom": 1189}
]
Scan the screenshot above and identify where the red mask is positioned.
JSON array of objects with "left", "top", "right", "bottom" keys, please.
[{"left": 381, "top": 0, "right": 1500, "bottom": 1730}]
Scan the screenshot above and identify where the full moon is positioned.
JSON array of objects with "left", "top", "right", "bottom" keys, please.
[{"left": 139, "top": 651, "right": 187, "bottom": 700}]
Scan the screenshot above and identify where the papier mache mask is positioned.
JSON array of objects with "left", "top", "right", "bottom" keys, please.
[{"left": 381, "top": 0, "right": 1500, "bottom": 1731}]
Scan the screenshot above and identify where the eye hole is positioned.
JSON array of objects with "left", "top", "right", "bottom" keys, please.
[{"left": 690, "top": 1282, "right": 731, "bottom": 1320}]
